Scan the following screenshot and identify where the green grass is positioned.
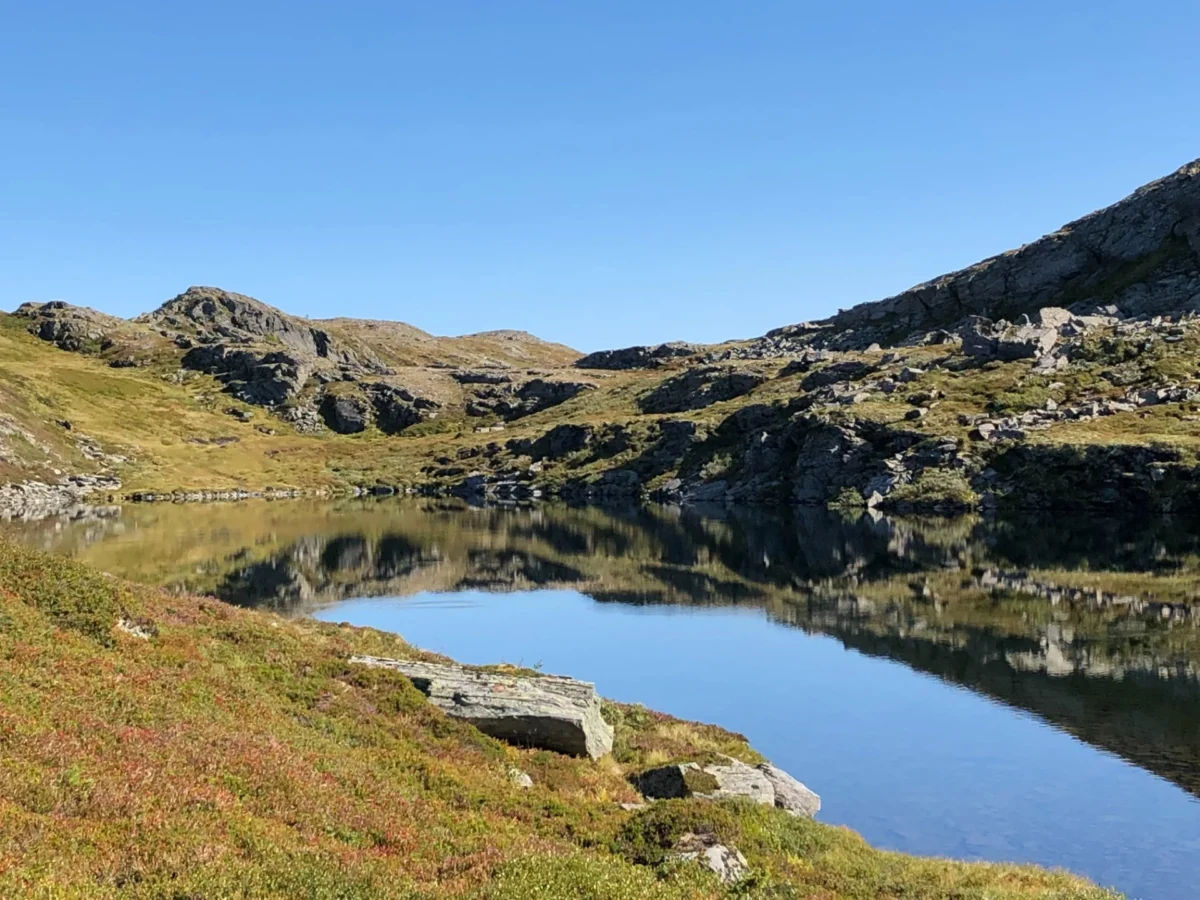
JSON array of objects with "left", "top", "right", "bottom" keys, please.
[
  {"left": 7, "top": 294, "right": 1200, "bottom": 508},
  {"left": 0, "top": 540, "right": 1121, "bottom": 898},
  {"left": 885, "top": 469, "right": 979, "bottom": 510}
]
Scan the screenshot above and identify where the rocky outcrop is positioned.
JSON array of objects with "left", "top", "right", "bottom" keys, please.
[
  {"left": 14, "top": 301, "right": 126, "bottom": 353},
  {"left": 151, "top": 288, "right": 391, "bottom": 408},
  {"left": 182, "top": 344, "right": 314, "bottom": 406},
  {"left": 671, "top": 833, "right": 749, "bottom": 884},
  {"left": 758, "top": 763, "right": 821, "bottom": 818},
  {"left": 576, "top": 342, "right": 699, "bottom": 370},
  {"left": 960, "top": 315, "right": 1059, "bottom": 362},
  {"left": 465, "top": 378, "right": 594, "bottom": 421},
  {"left": 638, "top": 366, "right": 766, "bottom": 414},
  {"left": 144, "top": 287, "right": 381, "bottom": 368},
  {"left": 764, "top": 159, "right": 1200, "bottom": 350},
  {"left": 632, "top": 756, "right": 819, "bottom": 817},
  {"left": 319, "top": 393, "right": 371, "bottom": 434},
  {"left": 0, "top": 475, "right": 121, "bottom": 521},
  {"left": 508, "top": 423, "right": 595, "bottom": 461},
  {"left": 367, "top": 383, "right": 440, "bottom": 434},
  {"left": 799, "top": 359, "right": 877, "bottom": 391},
  {"left": 349, "top": 656, "right": 614, "bottom": 758},
  {"left": 450, "top": 369, "right": 513, "bottom": 385}
]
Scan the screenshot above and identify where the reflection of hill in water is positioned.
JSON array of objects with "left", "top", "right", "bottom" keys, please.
[{"left": 6, "top": 499, "right": 1200, "bottom": 798}]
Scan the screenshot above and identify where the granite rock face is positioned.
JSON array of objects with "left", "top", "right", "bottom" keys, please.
[
  {"left": 183, "top": 344, "right": 315, "bottom": 406},
  {"left": 758, "top": 763, "right": 821, "bottom": 818},
  {"left": 148, "top": 287, "right": 390, "bottom": 407},
  {"left": 144, "top": 286, "right": 377, "bottom": 368},
  {"left": 14, "top": 301, "right": 126, "bottom": 352},
  {"left": 764, "top": 159, "right": 1200, "bottom": 350},
  {"left": 960, "top": 316, "right": 1059, "bottom": 361},
  {"left": 465, "top": 378, "right": 594, "bottom": 421},
  {"left": 367, "top": 383, "right": 440, "bottom": 434},
  {"left": 507, "top": 423, "right": 595, "bottom": 461},
  {"left": 320, "top": 393, "right": 372, "bottom": 434},
  {"left": 349, "top": 656, "right": 614, "bottom": 758},
  {"left": 639, "top": 366, "right": 767, "bottom": 414},
  {"left": 576, "top": 342, "right": 699, "bottom": 370}
]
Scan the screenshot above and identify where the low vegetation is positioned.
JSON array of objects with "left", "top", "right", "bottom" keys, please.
[{"left": 0, "top": 540, "right": 1119, "bottom": 898}]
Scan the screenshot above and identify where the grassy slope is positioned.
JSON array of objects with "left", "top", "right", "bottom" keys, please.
[
  {"left": 0, "top": 540, "right": 1117, "bottom": 899},
  {"left": 6, "top": 303, "right": 1200, "bottom": 504},
  {"left": 321, "top": 318, "right": 583, "bottom": 369},
  {"left": 0, "top": 312, "right": 638, "bottom": 493}
]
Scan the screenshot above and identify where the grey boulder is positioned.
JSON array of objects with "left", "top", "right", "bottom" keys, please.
[
  {"left": 349, "top": 656, "right": 614, "bottom": 759},
  {"left": 320, "top": 393, "right": 371, "bottom": 434},
  {"left": 632, "top": 756, "right": 819, "bottom": 817},
  {"left": 758, "top": 763, "right": 821, "bottom": 818},
  {"left": 672, "top": 832, "right": 749, "bottom": 884}
]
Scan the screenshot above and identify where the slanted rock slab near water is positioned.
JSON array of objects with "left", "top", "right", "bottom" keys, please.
[
  {"left": 633, "top": 756, "right": 820, "bottom": 817},
  {"left": 349, "top": 656, "right": 614, "bottom": 759}
]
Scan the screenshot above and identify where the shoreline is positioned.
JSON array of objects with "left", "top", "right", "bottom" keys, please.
[{"left": 0, "top": 536, "right": 1121, "bottom": 896}]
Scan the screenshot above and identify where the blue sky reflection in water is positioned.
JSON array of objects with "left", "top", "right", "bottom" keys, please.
[{"left": 317, "top": 589, "right": 1200, "bottom": 900}]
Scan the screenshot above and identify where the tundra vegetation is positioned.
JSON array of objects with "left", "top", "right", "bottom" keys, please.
[
  {"left": 0, "top": 540, "right": 1120, "bottom": 898},
  {"left": 6, "top": 157, "right": 1200, "bottom": 897}
]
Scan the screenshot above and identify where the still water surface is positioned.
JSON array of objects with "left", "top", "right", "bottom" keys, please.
[{"left": 7, "top": 499, "right": 1200, "bottom": 900}]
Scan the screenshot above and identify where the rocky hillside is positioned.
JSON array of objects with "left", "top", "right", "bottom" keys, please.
[
  {"left": 4, "top": 159, "right": 1200, "bottom": 515},
  {"left": 767, "top": 158, "right": 1200, "bottom": 351}
]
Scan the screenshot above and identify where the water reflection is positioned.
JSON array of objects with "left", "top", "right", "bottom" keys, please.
[{"left": 5, "top": 499, "right": 1200, "bottom": 804}]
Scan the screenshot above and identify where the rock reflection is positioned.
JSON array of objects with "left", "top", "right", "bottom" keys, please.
[{"left": 4, "top": 498, "right": 1200, "bottom": 798}]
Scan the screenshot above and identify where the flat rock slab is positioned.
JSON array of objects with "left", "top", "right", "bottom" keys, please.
[
  {"left": 350, "top": 656, "right": 614, "bottom": 759},
  {"left": 633, "top": 756, "right": 820, "bottom": 817}
]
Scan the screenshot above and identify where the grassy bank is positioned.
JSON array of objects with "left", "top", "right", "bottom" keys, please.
[
  {"left": 9, "top": 302, "right": 1200, "bottom": 513},
  {"left": 0, "top": 540, "right": 1118, "bottom": 898}
]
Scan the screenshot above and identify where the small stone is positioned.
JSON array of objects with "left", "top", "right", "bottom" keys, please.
[
  {"left": 970, "top": 423, "right": 996, "bottom": 441},
  {"left": 115, "top": 616, "right": 154, "bottom": 640},
  {"left": 673, "top": 833, "right": 749, "bottom": 884}
]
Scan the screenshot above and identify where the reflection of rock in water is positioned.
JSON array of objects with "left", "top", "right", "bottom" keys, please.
[
  {"left": 822, "top": 617, "right": 1200, "bottom": 800},
  {"left": 214, "top": 532, "right": 444, "bottom": 611},
  {"left": 5, "top": 497, "right": 1200, "bottom": 800}
]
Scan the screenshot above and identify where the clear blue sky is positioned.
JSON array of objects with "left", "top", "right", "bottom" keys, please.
[{"left": 2, "top": 2, "right": 1197, "bottom": 352}]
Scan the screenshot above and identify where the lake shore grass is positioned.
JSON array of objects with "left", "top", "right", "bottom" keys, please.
[{"left": 0, "top": 539, "right": 1121, "bottom": 898}]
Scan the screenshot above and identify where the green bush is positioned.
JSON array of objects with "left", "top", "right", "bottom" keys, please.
[
  {"left": 0, "top": 541, "right": 124, "bottom": 645},
  {"left": 611, "top": 799, "right": 740, "bottom": 867},
  {"left": 885, "top": 469, "right": 978, "bottom": 510}
]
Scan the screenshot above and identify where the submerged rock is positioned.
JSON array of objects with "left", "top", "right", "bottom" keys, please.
[{"left": 349, "top": 656, "right": 614, "bottom": 758}]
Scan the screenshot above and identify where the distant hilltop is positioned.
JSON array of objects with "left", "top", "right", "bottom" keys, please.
[{"left": 4, "top": 158, "right": 1200, "bottom": 517}]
